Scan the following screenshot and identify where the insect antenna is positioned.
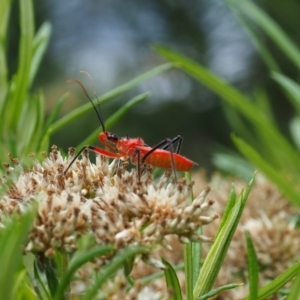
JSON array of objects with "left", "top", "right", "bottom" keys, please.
[{"left": 67, "top": 71, "right": 106, "bottom": 132}]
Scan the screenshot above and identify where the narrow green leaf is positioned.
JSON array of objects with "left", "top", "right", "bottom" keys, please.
[
  {"left": 193, "top": 175, "right": 255, "bottom": 299},
  {"left": 30, "top": 22, "right": 52, "bottom": 86},
  {"left": 33, "top": 262, "right": 52, "bottom": 300},
  {"left": 243, "top": 260, "right": 300, "bottom": 300},
  {"left": 49, "top": 63, "right": 173, "bottom": 134},
  {"left": 42, "top": 258, "right": 58, "bottom": 298},
  {"left": 162, "top": 257, "right": 183, "bottom": 300},
  {"left": 232, "top": 135, "right": 300, "bottom": 206},
  {"left": 138, "top": 263, "right": 184, "bottom": 286},
  {"left": 83, "top": 246, "right": 150, "bottom": 300},
  {"left": 286, "top": 270, "right": 300, "bottom": 300},
  {"left": 224, "top": 0, "right": 280, "bottom": 73},
  {"left": 245, "top": 232, "right": 259, "bottom": 300},
  {"left": 154, "top": 45, "right": 300, "bottom": 175},
  {"left": 44, "top": 95, "right": 67, "bottom": 133},
  {"left": 40, "top": 94, "right": 67, "bottom": 152},
  {"left": 215, "top": 184, "right": 236, "bottom": 238},
  {"left": 198, "top": 283, "right": 243, "bottom": 300},
  {"left": 0, "top": 210, "right": 35, "bottom": 300},
  {"left": 272, "top": 72, "right": 300, "bottom": 116},
  {"left": 55, "top": 245, "right": 114, "bottom": 300},
  {"left": 290, "top": 117, "right": 300, "bottom": 150},
  {"left": 184, "top": 242, "right": 193, "bottom": 299},
  {"left": 183, "top": 172, "right": 198, "bottom": 297},
  {"left": 12, "top": 269, "right": 37, "bottom": 300},
  {"left": 0, "top": 0, "right": 11, "bottom": 105},
  {"left": 9, "top": 0, "right": 34, "bottom": 129},
  {"left": 21, "top": 91, "right": 45, "bottom": 156},
  {"left": 225, "top": 0, "right": 300, "bottom": 72}
]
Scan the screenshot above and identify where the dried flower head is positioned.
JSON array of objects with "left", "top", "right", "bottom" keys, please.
[{"left": 0, "top": 146, "right": 217, "bottom": 259}]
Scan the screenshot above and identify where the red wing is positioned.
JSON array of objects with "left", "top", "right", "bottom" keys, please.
[{"left": 134, "top": 146, "right": 195, "bottom": 171}]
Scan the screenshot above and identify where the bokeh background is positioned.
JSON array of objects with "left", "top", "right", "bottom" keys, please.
[{"left": 8, "top": 0, "right": 299, "bottom": 172}]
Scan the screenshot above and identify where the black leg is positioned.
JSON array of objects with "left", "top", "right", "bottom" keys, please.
[
  {"left": 64, "top": 146, "right": 88, "bottom": 175},
  {"left": 133, "top": 147, "right": 142, "bottom": 181},
  {"left": 161, "top": 135, "right": 183, "bottom": 154},
  {"left": 166, "top": 138, "right": 177, "bottom": 183},
  {"left": 141, "top": 135, "right": 183, "bottom": 164}
]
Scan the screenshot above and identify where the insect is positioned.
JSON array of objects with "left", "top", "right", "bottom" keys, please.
[{"left": 64, "top": 72, "right": 195, "bottom": 180}]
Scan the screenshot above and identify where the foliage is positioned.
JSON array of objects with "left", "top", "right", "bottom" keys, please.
[
  {"left": 154, "top": 0, "right": 300, "bottom": 298},
  {"left": 1, "top": 0, "right": 299, "bottom": 299}
]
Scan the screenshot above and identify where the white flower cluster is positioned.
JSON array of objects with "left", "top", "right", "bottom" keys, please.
[{"left": 0, "top": 146, "right": 217, "bottom": 257}]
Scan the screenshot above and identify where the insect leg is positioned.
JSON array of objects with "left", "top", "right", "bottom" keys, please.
[
  {"left": 64, "top": 145, "right": 121, "bottom": 175},
  {"left": 161, "top": 135, "right": 183, "bottom": 154},
  {"left": 141, "top": 135, "right": 183, "bottom": 164},
  {"left": 166, "top": 138, "right": 178, "bottom": 183},
  {"left": 133, "top": 147, "right": 142, "bottom": 181}
]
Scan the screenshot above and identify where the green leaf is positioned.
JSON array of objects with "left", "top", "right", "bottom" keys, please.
[
  {"left": 243, "top": 260, "right": 300, "bottom": 300},
  {"left": 193, "top": 175, "right": 255, "bottom": 299},
  {"left": 30, "top": 22, "right": 52, "bottom": 86},
  {"left": 17, "top": 91, "right": 44, "bottom": 156},
  {"left": 39, "top": 94, "right": 67, "bottom": 152},
  {"left": 138, "top": 263, "right": 184, "bottom": 286},
  {"left": 154, "top": 45, "right": 300, "bottom": 175},
  {"left": 286, "top": 270, "right": 300, "bottom": 300},
  {"left": 0, "top": 0, "right": 11, "bottom": 105},
  {"left": 232, "top": 135, "right": 300, "bottom": 207},
  {"left": 197, "top": 283, "right": 243, "bottom": 300},
  {"left": 215, "top": 183, "right": 236, "bottom": 239},
  {"left": 49, "top": 63, "right": 173, "bottom": 135},
  {"left": 183, "top": 172, "right": 198, "bottom": 298},
  {"left": 289, "top": 117, "right": 300, "bottom": 150},
  {"left": 162, "top": 257, "right": 183, "bottom": 300},
  {"left": 225, "top": 0, "right": 300, "bottom": 72},
  {"left": 0, "top": 210, "right": 35, "bottom": 300},
  {"left": 183, "top": 242, "right": 193, "bottom": 299},
  {"left": 13, "top": 269, "right": 37, "bottom": 300},
  {"left": 9, "top": 0, "right": 34, "bottom": 130},
  {"left": 224, "top": 0, "right": 280, "bottom": 73},
  {"left": 272, "top": 72, "right": 300, "bottom": 116},
  {"left": 55, "top": 245, "right": 114, "bottom": 300},
  {"left": 33, "top": 261, "right": 52, "bottom": 300},
  {"left": 245, "top": 232, "right": 258, "bottom": 300},
  {"left": 83, "top": 246, "right": 151, "bottom": 300}
]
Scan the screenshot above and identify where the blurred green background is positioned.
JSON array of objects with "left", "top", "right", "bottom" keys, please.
[{"left": 5, "top": 0, "right": 300, "bottom": 173}]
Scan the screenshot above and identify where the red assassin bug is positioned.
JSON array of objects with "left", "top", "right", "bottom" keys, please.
[{"left": 64, "top": 72, "right": 195, "bottom": 180}]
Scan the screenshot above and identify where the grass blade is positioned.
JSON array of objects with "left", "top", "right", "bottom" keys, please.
[
  {"left": 245, "top": 232, "right": 258, "bottom": 300},
  {"left": 8, "top": 0, "right": 34, "bottom": 129},
  {"left": 49, "top": 63, "right": 173, "bottom": 135},
  {"left": 225, "top": 0, "right": 300, "bottom": 72},
  {"left": 55, "top": 245, "right": 114, "bottom": 300},
  {"left": 162, "top": 257, "right": 183, "bottom": 300},
  {"left": 243, "top": 260, "right": 300, "bottom": 300},
  {"left": 193, "top": 175, "right": 255, "bottom": 299},
  {"left": 83, "top": 246, "right": 150, "bottom": 300},
  {"left": 272, "top": 72, "right": 300, "bottom": 116},
  {"left": 154, "top": 45, "right": 300, "bottom": 175},
  {"left": 286, "top": 270, "right": 300, "bottom": 300},
  {"left": 0, "top": 0, "right": 11, "bottom": 105},
  {"left": 30, "top": 22, "right": 52, "bottom": 85},
  {"left": 0, "top": 210, "right": 35, "bottom": 300},
  {"left": 198, "top": 283, "right": 243, "bottom": 300},
  {"left": 232, "top": 135, "right": 300, "bottom": 206}
]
